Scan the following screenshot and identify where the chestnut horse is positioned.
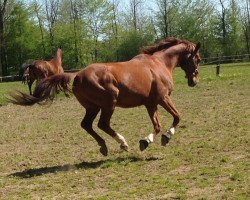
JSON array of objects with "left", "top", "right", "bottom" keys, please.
[
  {"left": 10, "top": 38, "right": 201, "bottom": 156},
  {"left": 19, "top": 48, "right": 64, "bottom": 95}
]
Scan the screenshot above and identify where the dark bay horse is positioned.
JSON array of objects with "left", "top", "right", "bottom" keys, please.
[
  {"left": 10, "top": 38, "right": 201, "bottom": 156},
  {"left": 19, "top": 48, "right": 64, "bottom": 95}
]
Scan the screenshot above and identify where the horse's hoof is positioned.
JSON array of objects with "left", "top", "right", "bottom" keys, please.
[
  {"left": 120, "top": 144, "right": 129, "bottom": 151},
  {"left": 139, "top": 139, "right": 149, "bottom": 151},
  {"left": 161, "top": 134, "right": 171, "bottom": 146},
  {"left": 100, "top": 145, "right": 108, "bottom": 156}
]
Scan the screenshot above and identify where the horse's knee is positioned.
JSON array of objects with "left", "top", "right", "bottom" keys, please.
[{"left": 81, "top": 120, "right": 92, "bottom": 131}]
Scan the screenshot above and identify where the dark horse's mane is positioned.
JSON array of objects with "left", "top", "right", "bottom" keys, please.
[{"left": 140, "top": 37, "right": 194, "bottom": 55}]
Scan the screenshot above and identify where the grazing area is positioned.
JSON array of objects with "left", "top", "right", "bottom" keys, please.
[{"left": 0, "top": 63, "right": 249, "bottom": 199}]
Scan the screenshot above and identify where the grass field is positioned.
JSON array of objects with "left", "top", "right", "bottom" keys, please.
[{"left": 0, "top": 63, "right": 249, "bottom": 199}]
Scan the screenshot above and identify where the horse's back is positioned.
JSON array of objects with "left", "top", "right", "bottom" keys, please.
[
  {"left": 73, "top": 60, "right": 159, "bottom": 108},
  {"left": 32, "top": 60, "right": 63, "bottom": 77}
]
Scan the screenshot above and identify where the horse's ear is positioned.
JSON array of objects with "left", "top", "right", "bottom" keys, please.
[{"left": 191, "top": 42, "right": 201, "bottom": 58}]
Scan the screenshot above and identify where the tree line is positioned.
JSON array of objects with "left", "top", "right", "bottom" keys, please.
[{"left": 0, "top": 0, "right": 249, "bottom": 76}]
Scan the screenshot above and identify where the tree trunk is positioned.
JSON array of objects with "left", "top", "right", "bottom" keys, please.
[
  {"left": 163, "top": 0, "right": 168, "bottom": 38},
  {"left": 70, "top": 0, "right": 79, "bottom": 67},
  {"left": 246, "top": 0, "right": 250, "bottom": 55},
  {"left": 0, "top": 0, "right": 8, "bottom": 76},
  {"left": 0, "top": 12, "right": 3, "bottom": 76},
  {"left": 130, "top": 0, "right": 141, "bottom": 32},
  {"left": 219, "top": 0, "right": 227, "bottom": 48},
  {"left": 111, "top": 0, "right": 119, "bottom": 61},
  {"left": 34, "top": 1, "right": 46, "bottom": 57},
  {"left": 45, "top": 0, "right": 59, "bottom": 53}
]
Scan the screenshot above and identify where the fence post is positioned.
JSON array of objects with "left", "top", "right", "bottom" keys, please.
[{"left": 216, "top": 54, "right": 220, "bottom": 76}]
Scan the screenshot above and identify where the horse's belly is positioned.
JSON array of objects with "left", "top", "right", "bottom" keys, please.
[{"left": 116, "top": 92, "right": 146, "bottom": 108}]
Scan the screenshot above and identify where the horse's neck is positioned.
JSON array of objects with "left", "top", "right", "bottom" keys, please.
[
  {"left": 51, "top": 49, "right": 62, "bottom": 67},
  {"left": 154, "top": 51, "right": 179, "bottom": 73},
  {"left": 160, "top": 44, "right": 187, "bottom": 73}
]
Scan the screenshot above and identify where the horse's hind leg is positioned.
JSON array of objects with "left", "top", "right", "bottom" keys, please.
[
  {"left": 81, "top": 107, "right": 108, "bottom": 156},
  {"left": 159, "top": 95, "right": 180, "bottom": 146},
  {"left": 98, "top": 108, "right": 129, "bottom": 151},
  {"left": 139, "top": 106, "right": 161, "bottom": 151}
]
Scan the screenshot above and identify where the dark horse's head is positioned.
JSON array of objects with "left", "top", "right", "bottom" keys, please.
[
  {"left": 19, "top": 62, "right": 33, "bottom": 83},
  {"left": 179, "top": 42, "right": 201, "bottom": 87},
  {"left": 19, "top": 63, "right": 28, "bottom": 80}
]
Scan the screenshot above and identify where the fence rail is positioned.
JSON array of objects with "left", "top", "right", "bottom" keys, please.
[
  {"left": 202, "top": 54, "right": 250, "bottom": 65},
  {"left": 0, "top": 75, "right": 20, "bottom": 83}
]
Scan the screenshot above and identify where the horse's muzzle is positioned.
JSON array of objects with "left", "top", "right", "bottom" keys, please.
[{"left": 188, "top": 76, "right": 198, "bottom": 87}]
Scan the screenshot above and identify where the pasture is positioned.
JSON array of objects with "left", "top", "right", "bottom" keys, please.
[{"left": 0, "top": 63, "right": 249, "bottom": 199}]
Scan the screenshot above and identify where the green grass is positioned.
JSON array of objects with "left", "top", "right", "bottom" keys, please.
[
  {"left": 0, "top": 82, "right": 26, "bottom": 106},
  {"left": 0, "top": 63, "right": 249, "bottom": 199}
]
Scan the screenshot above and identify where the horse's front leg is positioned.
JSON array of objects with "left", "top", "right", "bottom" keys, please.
[
  {"left": 139, "top": 106, "right": 161, "bottom": 151},
  {"left": 27, "top": 79, "right": 34, "bottom": 95},
  {"left": 159, "top": 95, "right": 180, "bottom": 146}
]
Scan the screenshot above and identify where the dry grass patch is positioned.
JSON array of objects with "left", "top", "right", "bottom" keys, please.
[{"left": 0, "top": 63, "right": 249, "bottom": 199}]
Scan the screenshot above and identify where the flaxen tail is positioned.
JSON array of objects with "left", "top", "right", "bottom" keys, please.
[{"left": 9, "top": 72, "right": 77, "bottom": 106}]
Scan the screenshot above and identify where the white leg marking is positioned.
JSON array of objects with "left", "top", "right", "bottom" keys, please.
[
  {"left": 169, "top": 127, "right": 175, "bottom": 135},
  {"left": 114, "top": 133, "right": 128, "bottom": 148},
  {"left": 163, "top": 126, "right": 175, "bottom": 138},
  {"left": 145, "top": 133, "right": 155, "bottom": 143}
]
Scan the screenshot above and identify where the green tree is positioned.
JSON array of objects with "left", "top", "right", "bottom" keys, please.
[
  {"left": 5, "top": 2, "right": 41, "bottom": 73},
  {"left": 0, "top": 0, "right": 8, "bottom": 76},
  {"left": 227, "top": 0, "right": 243, "bottom": 55},
  {"left": 117, "top": 31, "right": 153, "bottom": 61},
  {"left": 174, "top": 0, "right": 215, "bottom": 56},
  {"left": 241, "top": 0, "right": 250, "bottom": 54},
  {"left": 30, "top": 0, "right": 46, "bottom": 57},
  {"left": 78, "top": 0, "right": 113, "bottom": 63},
  {"left": 154, "top": 0, "right": 179, "bottom": 38},
  {"left": 44, "top": 0, "right": 60, "bottom": 53}
]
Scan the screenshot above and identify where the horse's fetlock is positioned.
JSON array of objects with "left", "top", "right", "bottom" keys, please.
[{"left": 173, "top": 115, "right": 180, "bottom": 126}]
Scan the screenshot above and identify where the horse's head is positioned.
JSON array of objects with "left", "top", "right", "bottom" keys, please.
[{"left": 179, "top": 42, "right": 201, "bottom": 87}]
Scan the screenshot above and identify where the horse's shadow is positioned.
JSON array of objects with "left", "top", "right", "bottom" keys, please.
[{"left": 9, "top": 156, "right": 159, "bottom": 179}]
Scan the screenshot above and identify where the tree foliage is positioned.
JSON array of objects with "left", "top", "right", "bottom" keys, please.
[{"left": 0, "top": 0, "right": 249, "bottom": 75}]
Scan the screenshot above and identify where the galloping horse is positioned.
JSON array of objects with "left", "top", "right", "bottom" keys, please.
[
  {"left": 19, "top": 48, "right": 64, "bottom": 95},
  {"left": 10, "top": 38, "right": 201, "bottom": 156}
]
